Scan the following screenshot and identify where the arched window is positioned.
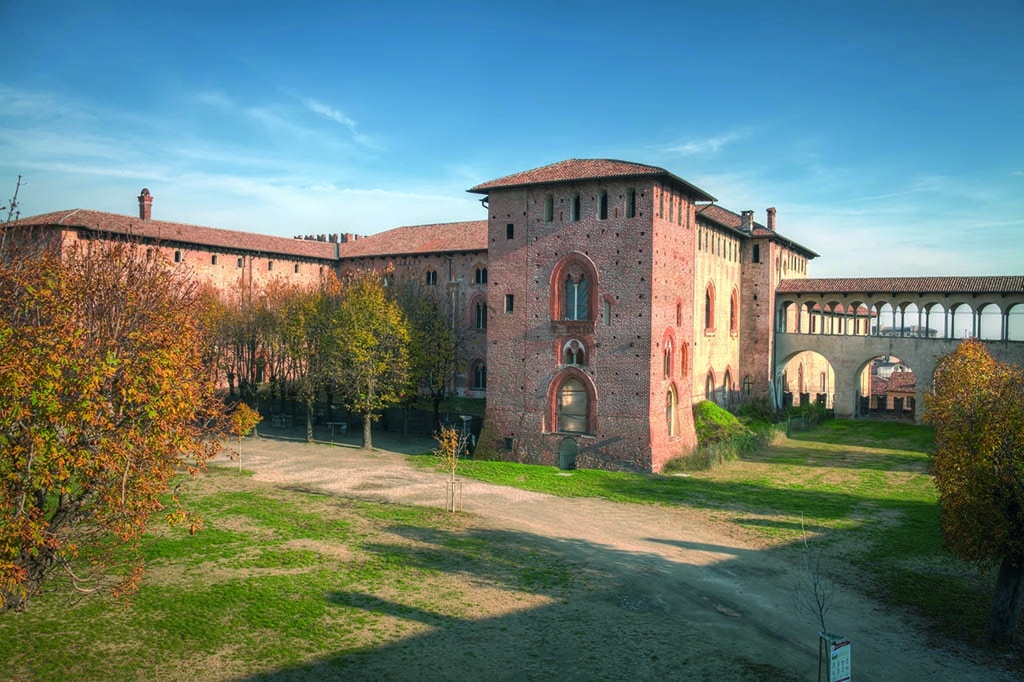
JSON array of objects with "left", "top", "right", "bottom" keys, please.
[
  {"left": 473, "top": 362, "right": 487, "bottom": 390},
  {"left": 564, "top": 272, "right": 589, "bottom": 320},
  {"left": 426, "top": 269, "right": 438, "bottom": 285},
  {"left": 474, "top": 267, "right": 488, "bottom": 284},
  {"left": 705, "top": 371, "right": 716, "bottom": 402},
  {"left": 598, "top": 191, "right": 608, "bottom": 220},
  {"left": 552, "top": 255, "right": 597, "bottom": 323},
  {"left": 663, "top": 338, "right": 673, "bottom": 378},
  {"left": 743, "top": 375, "right": 753, "bottom": 396},
  {"left": 724, "top": 370, "right": 733, "bottom": 406},
  {"left": 704, "top": 284, "right": 715, "bottom": 331},
  {"left": 474, "top": 299, "right": 487, "bottom": 329},
  {"left": 558, "top": 378, "right": 588, "bottom": 433},
  {"left": 680, "top": 342, "right": 688, "bottom": 377},
  {"left": 730, "top": 289, "right": 738, "bottom": 333},
  {"left": 563, "top": 339, "right": 585, "bottom": 366},
  {"left": 666, "top": 385, "right": 677, "bottom": 436}
]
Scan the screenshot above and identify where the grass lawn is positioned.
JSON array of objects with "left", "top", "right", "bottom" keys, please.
[
  {"left": 0, "top": 419, "right": 1013, "bottom": 678},
  {"left": 445, "top": 420, "right": 995, "bottom": 645}
]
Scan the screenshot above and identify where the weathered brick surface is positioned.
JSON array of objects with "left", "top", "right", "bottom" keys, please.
[{"left": 13, "top": 162, "right": 827, "bottom": 472}]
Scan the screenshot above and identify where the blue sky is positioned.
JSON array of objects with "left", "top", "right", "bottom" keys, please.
[{"left": 1, "top": 0, "right": 1021, "bottom": 277}]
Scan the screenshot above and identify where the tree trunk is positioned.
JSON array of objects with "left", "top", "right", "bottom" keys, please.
[
  {"left": 305, "top": 397, "right": 314, "bottom": 443},
  {"left": 362, "top": 413, "right": 373, "bottom": 449},
  {"left": 989, "top": 556, "right": 1024, "bottom": 646}
]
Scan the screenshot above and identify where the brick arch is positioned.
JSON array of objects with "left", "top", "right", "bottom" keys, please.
[
  {"left": 556, "top": 337, "right": 591, "bottom": 366},
  {"left": 545, "top": 367, "right": 597, "bottom": 435},
  {"left": 466, "top": 356, "right": 487, "bottom": 391},
  {"left": 549, "top": 252, "right": 599, "bottom": 322},
  {"left": 661, "top": 328, "right": 676, "bottom": 379},
  {"left": 467, "top": 291, "right": 488, "bottom": 329},
  {"left": 704, "top": 281, "right": 716, "bottom": 331}
]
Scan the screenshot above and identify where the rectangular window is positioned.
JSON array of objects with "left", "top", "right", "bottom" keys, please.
[
  {"left": 237, "top": 257, "right": 244, "bottom": 268},
  {"left": 268, "top": 260, "right": 274, "bottom": 271},
  {"left": 544, "top": 195, "right": 554, "bottom": 222},
  {"left": 598, "top": 191, "right": 608, "bottom": 220},
  {"left": 506, "top": 223, "right": 514, "bottom": 239},
  {"left": 294, "top": 263, "right": 300, "bottom": 274},
  {"left": 211, "top": 254, "right": 218, "bottom": 265},
  {"left": 174, "top": 250, "right": 182, "bottom": 263},
  {"left": 604, "top": 299, "right": 611, "bottom": 326},
  {"left": 753, "top": 244, "right": 760, "bottom": 263},
  {"left": 626, "top": 190, "right": 636, "bottom": 219},
  {"left": 504, "top": 294, "right": 514, "bottom": 313}
]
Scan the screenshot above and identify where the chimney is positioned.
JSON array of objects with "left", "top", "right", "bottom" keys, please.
[
  {"left": 138, "top": 188, "right": 153, "bottom": 220},
  {"left": 740, "top": 210, "right": 754, "bottom": 231},
  {"left": 766, "top": 207, "right": 776, "bottom": 231}
]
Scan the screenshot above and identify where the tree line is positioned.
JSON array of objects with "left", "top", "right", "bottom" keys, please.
[
  {"left": 197, "top": 267, "right": 462, "bottom": 448},
  {"left": 0, "top": 235, "right": 462, "bottom": 611}
]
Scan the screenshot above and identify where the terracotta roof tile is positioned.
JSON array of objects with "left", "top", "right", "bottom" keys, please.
[
  {"left": 697, "top": 204, "right": 819, "bottom": 258},
  {"left": 468, "top": 158, "right": 716, "bottom": 202},
  {"left": 888, "top": 371, "right": 917, "bottom": 392},
  {"left": 778, "top": 276, "right": 1024, "bottom": 295},
  {"left": 14, "top": 209, "right": 339, "bottom": 260},
  {"left": 337, "top": 221, "right": 488, "bottom": 259}
]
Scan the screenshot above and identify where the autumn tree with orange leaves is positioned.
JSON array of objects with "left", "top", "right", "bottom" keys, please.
[
  {"left": 0, "top": 236, "right": 224, "bottom": 612},
  {"left": 924, "top": 339, "right": 1024, "bottom": 646}
]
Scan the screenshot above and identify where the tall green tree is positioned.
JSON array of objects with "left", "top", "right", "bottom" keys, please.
[
  {"left": 392, "top": 277, "right": 462, "bottom": 430},
  {"left": 0, "top": 237, "right": 223, "bottom": 612},
  {"left": 277, "top": 281, "right": 330, "bottom": 442},
  {"left": 924, "top": 339, "right": 1024, "bottom": 645},
  {"left": 326, "top": 271, "right": 411, "bottom": 449}
]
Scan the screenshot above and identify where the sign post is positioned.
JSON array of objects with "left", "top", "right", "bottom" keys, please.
[{"left": 819, "top": 633, "right": 851, "bottom": 682}]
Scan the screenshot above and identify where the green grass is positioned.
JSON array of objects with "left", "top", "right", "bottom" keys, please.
[
  {"left": 0, "top": 471, "right": 585, "bottom": 680},
  {"left": 440, "top": 420, "right": 992, "bottom": 647},
  {"left": 0, "top": 419, "right": 1012, "bottom": 678}
]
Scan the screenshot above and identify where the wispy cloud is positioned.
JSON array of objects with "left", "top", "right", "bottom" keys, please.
[
  {"left": 302, "top": 97, "right": 376, "bottom": 148},
  {"left": 665, "top": 130, "right": 751, "bottom": 156}
]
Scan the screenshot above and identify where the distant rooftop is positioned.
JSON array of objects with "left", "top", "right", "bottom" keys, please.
[
  {"left": 14, "top": 208, "right": 339, "bottom": 261},
  {"left": 468, "top": 158, "right": 716, "bottom": 202},
  {"left": 778, "top": 276, "right": 1024, "bottom": 295}
]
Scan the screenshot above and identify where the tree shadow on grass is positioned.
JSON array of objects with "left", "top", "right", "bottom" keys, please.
[{"left": 231, "top": 522, "right": 814, "bottom": 682}]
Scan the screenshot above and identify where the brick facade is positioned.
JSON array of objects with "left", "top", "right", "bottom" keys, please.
[{"left": 12, "top": 160, "right": 819, "bottom": 472}]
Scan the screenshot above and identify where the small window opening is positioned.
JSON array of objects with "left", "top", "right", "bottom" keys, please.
[
  {"left": 544, "top": 195, "right": 554, "bottom": 222},
  {"left": 598, "top": 191, "right": 608, "bottom": 220},
  {"left": 571, "top": 194, "right": 581, "bottom": 222},
  {"left": 174, "top": 250, "right": 182, "bottom": 263},
  {"left": 506, "top": 223, "right": 514, "bottom": 239},
  {"left": 211, "top": 254, "right": 218, "bottom": 265},
  {"left": 626, "top": 190, "right": 636, "bottom": 218},
  {"left": 504, "top": 294, "right": 514, "bottom": 313}
]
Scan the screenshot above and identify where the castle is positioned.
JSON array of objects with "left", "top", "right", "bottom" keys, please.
[{"left": 13, "top": 159, "right": 819, "bottom": 472}]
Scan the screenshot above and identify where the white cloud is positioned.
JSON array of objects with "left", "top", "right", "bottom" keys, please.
[
  {"left": 302, "top": 97, "right": 377, "bottom": 149},
  {"left": 665, "top": 130, "right": 751, "bottom": 156}
]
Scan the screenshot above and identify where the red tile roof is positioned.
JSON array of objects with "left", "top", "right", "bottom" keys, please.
[
  {"left": 14, "top": 209, "right": 339, "bottom": 260},
  {"left": 778, "top": 276, "right": 1024, "bottom": 295},
  {"left": 468, "top": 158, "right": 716, "bottom": 202},
  {"left": 887, "top": 371, "right": 917, "bottom": 393},
  {"left": 337, "top": 221, "right": 488, "bottom": 259},
  {"left": 697, "top": 204, "right": 819, "bottom": 258}
]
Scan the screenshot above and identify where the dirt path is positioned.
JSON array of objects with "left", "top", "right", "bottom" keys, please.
[{"left": 222, "top": 435, "right": 1015, "bottom": 681}]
